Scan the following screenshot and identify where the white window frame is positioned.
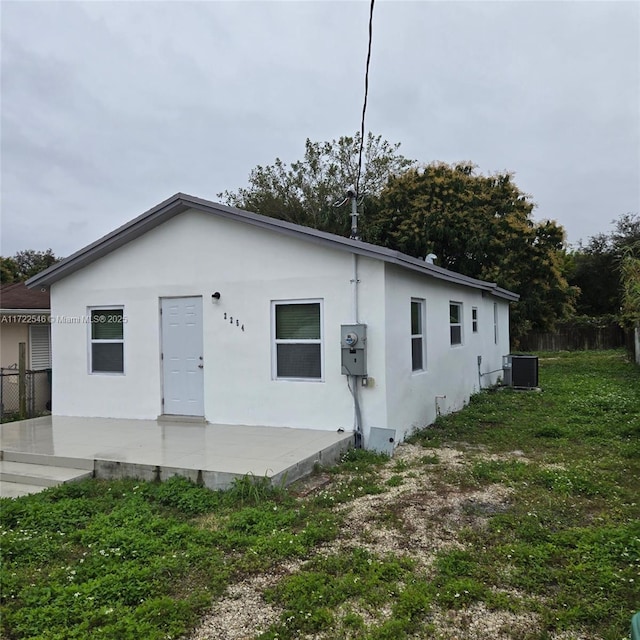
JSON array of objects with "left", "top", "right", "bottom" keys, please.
[
  {"left": 411, "top": 298, "right": 426, "bottom": 372},
  {"left": 88, "top": 306, "right": 125, "bottom": 375},
  {"left": 271, "top": 299, "right": 324, "bottom": 381},
  {"left": 449, "top": 301, "right": 463, "bottom": 346},
  {"left": 472, "top": 307, "right": 478, "bottom": 333},
  {"left": 493, "top": 302, "right": 499, "bottom": 344}
]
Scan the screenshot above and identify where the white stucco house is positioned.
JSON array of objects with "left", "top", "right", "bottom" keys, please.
[{"left": 26, "top": 193, "right": 518, "bottom": 448}]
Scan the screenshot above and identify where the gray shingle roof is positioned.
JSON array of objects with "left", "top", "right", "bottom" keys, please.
[{"left": 26, "top": 193, "right": 519, "bottom": 301}]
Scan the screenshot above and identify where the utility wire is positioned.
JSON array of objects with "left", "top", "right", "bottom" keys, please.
[{"left": 355, "top": 0, "right": 375, "bottom": 199}]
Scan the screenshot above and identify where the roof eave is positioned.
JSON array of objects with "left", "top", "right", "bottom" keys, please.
[
  {"left": 26, "top": 193, "right": 192, "bottom": 288},
  {"left": 0, "top": 309, "right": 51, "bottom": 315},
  {"left": 387, "top": 253, "right": 520, "bottom": 301},
  {"left": 26, "top": 193, "right": 520, "bottom": 302}
]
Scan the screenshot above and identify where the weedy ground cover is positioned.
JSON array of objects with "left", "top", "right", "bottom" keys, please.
[
  {"left": 0, "top": 476, "right": 340, "bottom": 639},
  {"left": 409, "top": 350, "right": 640, "bottom": 638},
  {"left": 1, "top": 350, "right": 638, "bottom": 639}
]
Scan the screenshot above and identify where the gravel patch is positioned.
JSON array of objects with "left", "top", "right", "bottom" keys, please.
[
  {"left": 185, "top": 442, "right": 567, "bottom": 640},
  {"left": 430, "top": 602, "right": 541, "bottom": 639},
  {"left": 187, "top": 563, "right": 301, "bottom": 640}
]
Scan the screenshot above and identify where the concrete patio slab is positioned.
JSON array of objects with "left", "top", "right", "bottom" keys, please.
[
  {"left": 0, "top": 416, "right": 354, "bottom": 493},
  {"left": 1, "top": 481, "right": 50, "bottom": 498}
]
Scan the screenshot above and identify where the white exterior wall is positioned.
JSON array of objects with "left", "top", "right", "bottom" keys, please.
[
  {"left": 51, "top": 209, "right": 387, "bottom": 430},
  {"left": 382, "top": 265, "right": 511, "bottom": 441},
  {"left": 50, "top": 207, "right": 513, "bottom": 439}
]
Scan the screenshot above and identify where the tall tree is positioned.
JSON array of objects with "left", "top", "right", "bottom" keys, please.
[
  {"left": 568, "top": 234, "right": 619, "bottom": 316},
  {"left": 219, "top": 132, "right": 414, "bottom": 236},
  {"left": 0, "top": 256, "right": 20, "bottom": 283},
  {"left": 611, "top": 212, "right": 640, "bottom": 252},
  {"left": 0, "top": 249, "right": 60, "bottom": 282},
  {"left": 367, "top": 163, "right": 576, "bottom": 340},
  {"left": 620, "top": 246, "right": 640, "bottom": 328},
  {"left": 567, "top": 213, "right": 640, "bottom": 317},
  {"left": 616, "top": 215, "right": 640, "bottom": 327}
]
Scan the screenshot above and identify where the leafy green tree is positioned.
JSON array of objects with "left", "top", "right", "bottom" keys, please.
[
  {"left": 367, "top": 162, "right": 576, "bottom": 340},
  {"left": 0, "top": 249, "right": 60, "bottom": 282},
  {"left": 620, "top": 247, "right": 640, "bottom": 328},
  {"left": 568, "top": 234, "right": 619, "bottom": 316},
  {"left": 1, "top": 256, "right": 20, "bottom": 283},
  {"left": 615, "top": 215, "right": 640, "bottom": 327},
  {"left": 567, "top": 213, "right": 640, "bottom": 318},
  {"left": 611, "top": 212, "right": 640, "bottom": 252},
  {"left": 219, "top": 132, "right": 414, "bottom": 236}
]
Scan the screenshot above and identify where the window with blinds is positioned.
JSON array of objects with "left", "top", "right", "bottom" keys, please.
[
  {"left": 89, "top": 308, "right": 124, "bottom": 373},
  {"left": 29, "top": 324, "right": 51, "bottom": 370},
  {"left": 273, "top": 301, "right": 322, "bottom": 380}
]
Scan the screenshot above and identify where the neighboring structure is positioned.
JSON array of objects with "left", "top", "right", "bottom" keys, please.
[
  {"left": 26, "top": 194, "right": 518, "bottom": 447},
  {"left": 0, "top": 283, "right": 52, "bottom": 418},
  {"left": 0, "top": 283, "right": 51, "bottom": 371}
]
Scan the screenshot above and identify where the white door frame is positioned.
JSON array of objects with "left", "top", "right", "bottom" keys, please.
[{"left": 160, "top": 296, "right": 204, "bottom": 417}]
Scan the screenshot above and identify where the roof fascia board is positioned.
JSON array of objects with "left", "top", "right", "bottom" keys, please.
[
  {"left": 493, "top": 287, "right": 520, "bottom": 301},
  {"left": 175, "top": 197, "right": 519, "bottom": 300},
  {"left": 25, "top": 193, "right": 399, "bottom": 286},
  {"left": 26, "top": 193, "right": 519, "bottom": 301},
  {"left": 26, "top": 194, "right": 190, "bottom": 288},
  {"left": 383, "top": 254, "right": 519, "bottom": 301}
]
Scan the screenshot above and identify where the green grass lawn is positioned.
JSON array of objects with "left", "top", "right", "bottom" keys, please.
[
  {"left": 1, "top": 350, "right": 639, "bottom": 639},
  {"left": 409, "top": 350, "right": 640, "bottom": 638}
]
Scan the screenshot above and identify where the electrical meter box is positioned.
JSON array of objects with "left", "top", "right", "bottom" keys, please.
[{"left": 341, "top": 324, "right": 367, "bottom": 376}]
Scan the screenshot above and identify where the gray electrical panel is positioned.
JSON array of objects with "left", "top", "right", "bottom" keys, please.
[{"left": 341, "top": 324, "right": 367, "bottom": 376}]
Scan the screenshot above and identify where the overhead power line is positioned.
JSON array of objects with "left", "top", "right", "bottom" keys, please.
[{"left": 355, "top": 0, "right": 375, "bottom": 199}]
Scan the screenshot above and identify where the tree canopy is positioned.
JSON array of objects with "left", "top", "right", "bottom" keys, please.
[
  {"left": 610, "top": 212, "right": 640, "bottom": 252},
  {"left": 568, "top": 213, "right": 640, "bottom": 319},
  {"left": 620, "top": 248, "right": 640, "bottom": 327},
  {"left": 219, "top": 132, "right": 414, "bottom": 236},
  {"left": 567, "top": 234, "right": 619, "bottom": 316},
  {"left": 220, "top": 138, "right": 579, "bottom": 342},
  {"left": 0, "top": 249, "right": 60, "bottom": 283},
  {"left": 366, "top": 163, "right": 575, "bottom": 340}
]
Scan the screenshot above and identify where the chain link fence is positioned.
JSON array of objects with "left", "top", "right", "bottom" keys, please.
[{"left": 0, "top": 368, "right": 52, "bottom": 422}]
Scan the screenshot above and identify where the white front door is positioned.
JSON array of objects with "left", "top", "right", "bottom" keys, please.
[{"left": 161, "top": 297, "right": 204, "bottom": 417}]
